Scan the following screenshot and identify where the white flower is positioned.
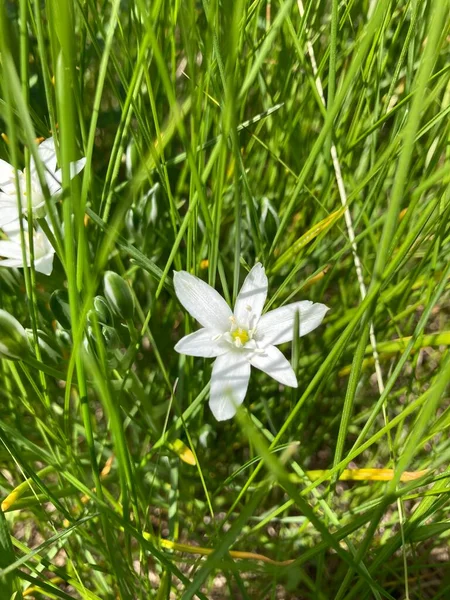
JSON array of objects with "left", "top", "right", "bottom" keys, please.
[
  {"left": 174, "top": 263, "right": 329, "bottom": 421},
  {"left": 0, "top": 137, "right": 86, "bottom": 228},
  {"left": 0, "top": 220, "right": 55, "bottom": 276}
]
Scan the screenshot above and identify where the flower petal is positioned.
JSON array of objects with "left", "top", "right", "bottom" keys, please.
[
  {"left": 209, "top": 351, "right": 251, "bottom": 421},
  {"left": 35, "top": 251, "right": 55, "bottom": 276},
  {"left": 0, "top": 196, "right": 20, "bottom": 228},
  {"left": 257, "top": 301, "right": 329, "bottom": 346},
  {"left": 174, "top": 271, "right": 232, "bottom": 330},
  {"left": 0, "top": 159, "right": 15, "bottom": 187},
  {"left": 53, "top": 157, "right": 86, "bottom": 187},
  {"left": 175, "top": 328, "right": 229, "bottom": 358},
  {"left": 233, "top": 263, "right": 268, "bottom": 329},
  {"left": 36, "top": 137, "right": 57, "bottom": 173},
  {"left": 0, "top": 160, "right": 19, "bottom": 194},
  {"left": 0, "top": 240, "right": 23, "bottom": 259},
  {"left": 249, "top": 345, "right": 297, "bottom": 387},
  {"left": 1, "top": 220, "right": 23, "bottom": 235},
  {"left": 42, "top": 171, "right": 61, "bottom": 196},
  {"left": 0, "top": 258, "right": 23, "bottom": 269},
  {"left": 30, "top": 140, "right": 58, "bottom": 184},
  {"left": 69, "top": 157, "right": 86, "bottom": 178},
  {"left": 34, "top": 137, "right": 85, "bottom": 196}
]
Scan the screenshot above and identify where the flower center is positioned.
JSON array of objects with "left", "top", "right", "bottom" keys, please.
[{"left": 231, "top": 327, "right": 250, "bottom": 347}]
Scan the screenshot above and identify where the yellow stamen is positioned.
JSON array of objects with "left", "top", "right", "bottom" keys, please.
[{"left": 231, "top": 328, "right": 249, "bottom": 345}]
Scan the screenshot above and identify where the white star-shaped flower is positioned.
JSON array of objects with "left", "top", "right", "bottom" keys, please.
[
  {"left": 174, "top": 263, "right": 329, "bottom": 421},
  {"left": 0, "top": 136, "right": 86, "bottom": 228},
  {"left": 0, "top": 220, "right": 55, "bottom": 276}
]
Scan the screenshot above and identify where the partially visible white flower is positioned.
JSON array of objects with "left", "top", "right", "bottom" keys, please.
[
  {"left": 0, "top": 220, "right": 55, "bottom": 276},
  {"left": 0, "top": 137, "right": 86, "bottom": 228},
  {"left": 174, "top": 263, "right": 329, "bottom": 421}
]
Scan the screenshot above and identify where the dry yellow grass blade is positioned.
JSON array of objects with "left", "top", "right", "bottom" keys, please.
[
  {"left": 169, "top": 439, "right": 196, "bottom": 465},
  {"left": 270, "top": 207, "right": 345, "bottom": 273},
  {"left": 305, "top": 468, "right": 428, "bottom": 482},
  {"left": 23, "top": 577, "right": 64, "bottom": 597},
  {"left": 144, "top": 468, "right": 427, "bottom": 566},
  {"left": 1, "top": 465, "right": 55, "bottom": 512},
  {"left": 1, "top": 458, "right": 114, "bottom": 512},
  {"left": 339, "top": 331, "right": 450, "bottom": 376},
  {"left": 2, "top": 466, "right": 427, "bottom": 573},
  {"left": 144, "top": 534, "right": 295, "bottom": 567}
]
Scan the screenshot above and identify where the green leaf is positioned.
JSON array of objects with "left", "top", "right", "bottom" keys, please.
[{"left": 0, "top": 509, "right": 16, "bottom": 597}]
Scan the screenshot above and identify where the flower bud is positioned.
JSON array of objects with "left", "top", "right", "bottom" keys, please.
[
  {"left": 87, "top": 296, "right": 114, "bottom": 326},
  {"left": 125, "top": 139, "right": 138, "bottom": 179},
  {"left": 0, "top": 309, "right": 30, "bottom": 360},
  {"left": 139, "top": 182, "right": 160, "bottom": 225},
  {"left": 55, "top": 328, "right": 72, "bottom": 352},
  {"left": 101, "top": 325, "right": 120, "bottom": 351},
  {"left": 50, "top": 290, "right": 71, "bottom": 330},
  {"left": 125, "top": 208, "right": 138, "bottom": 239},
  {"left": 104, "top": 271, "right": 135, "bottom": 321},
  {"left": 26, "top": 329, "right": 61, "bottom": 364},
  {"left": 94, "top": 296, "right": 114, "bottom": 325}
]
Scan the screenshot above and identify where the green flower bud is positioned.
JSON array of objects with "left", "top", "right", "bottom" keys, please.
[
  {"left": 0, "top": 309, "right": 30, "bottom": 360},
  {"left": 102, "top": 325, "right": 120, "bottom": 350},
  {"left": 104, "top": 271, "right": 135, "bottom": 321},
  {"left": 83, "top": 330, "right": 95, "bottom": 356},
  {"left": 84, "top": 325, "right": 120, "bottom": 358},
  {"left": 125, "top": 139, "right": 138, "bottom": 179},
  {"left": 50, "top": 290, "right": 71, "bottom": 330},
  {"left": 55, "top": 328, "right": 72, "bottom": 352},
  {"left": 26, "top": 329, "right": 61, "bottom": 364},
  {"left": 93, "top": 295, "right": 113, "bottom": 325}
]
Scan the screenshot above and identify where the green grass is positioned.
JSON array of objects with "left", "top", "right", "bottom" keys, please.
[{"left": 0, "top": 0, "right": 450, "bottom": 598}]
